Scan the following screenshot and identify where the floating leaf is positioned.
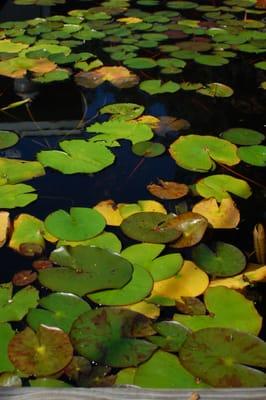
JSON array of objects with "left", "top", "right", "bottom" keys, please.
[
  {"left": 165, "top": 212, "right": 208, "bottom": 248},
  {"left": 0, "top": 131, "right": 19, "bottom": 150},
  {"left": 0, "top": 212, "right": 10, "bottom": 248},
  {"left": 132, "top": 141, "right": 165, "bottom": 157},
  {"left": 58, "top": 231, "right": 122, "bottom": 253},
  {"left": 37, "top": 140, "right": 115, "bottom": 174},
  {"left": 64, "top": 356, "right": 91, "bottom": 385},
  {"left": 8, "top": 325, "right": 73, "bottom": 377},
  {"left": 0, "top": 283, "right": 39, "bottom": 323},
  {"left": 38, "top": 245, "right": 132, "bottom": 296},
  {"left": 100, "top": 103, "right": 144, "bottom": 120},
  {"left": 192, "top": 242, "right": 246, "bottom": 277},
  {"left": 27, "top": 293, "right": 91, "bottom": 333},
  {"left": 75, "top": 66, "right": 139, "bottom": 88},
  {"left": 196, "top": 174, "right": 252, "bottom": 201},
  {"left": 44, "top": 208, "right": 105, "bottom": 241},
  {"left": 0, "top": 39, "right": 29, "bottom": 53},
  {"left": 33, "top": 68, "right": 70, "bottom": 83},
  {"left": 139, "top": 80, "right": 180, "bottom": 95},
  {"left": 70, "top": 308, "right": 156, "bottom": 367},
  {"left": 121, "top": 212, "right": 181, "bottom": 243},
  {"left": 220, "top": 128, "right": 265, "bottom": 145},
  {"left": 238, "top": 145, "right": 266, "bottom": 166},
  {"left": 174, "top": 286, "right": 262, "bottom": 335},
  {"left": 153, "top": 116, "right": 190, "bottom": 135},
  {"left": 148, "top": 321, "right": 190, "bottom": 352},
  {"left": 147, "top": 180, "right": 189, "bottom": 200},
  {"left": 121, "top": 301, "right": 160, "bottom": 319},
  {"left": 124, "top": 57, "right": 157, "bottom": 69},
  {"left": 179, "top": 327, "right": 266, "bottom": 387},
  {"left": 9, "top": 214, "right": 45, "bottom": 256},
  {"left": 12, "top": 270, "right": 37, "bottom": 286},
  {"left": 255, "top": 61, "right": 266, "bottom": 70},
  {"left": 194, "top": 54, "right": 229, "bottom": 66},
  {"left": 0, "top": 323, "right": 15, "bottom": 373},
  {"left": 0, "top": 158, "right": 45, "bottom": 184},
  {"left": 197, "top": 83, "right": 233, "bottom": 97},
  {"left": 150, "top": 260, "right": 209, "bottom": 303},
  {"left": 192, "top": 197, "right": 240, "bottom": 228},
  {"left": 93, "top": 200, "right": 123, "bottom": 226},
  {"left": 87, "top": 119, "right": 153, "bottom": 146},
  {"left": 176, "top": 297, "right": 207, "bottom": 316},
  {"left": 169, "top": 135, "right": 240, "bottom": 172}
]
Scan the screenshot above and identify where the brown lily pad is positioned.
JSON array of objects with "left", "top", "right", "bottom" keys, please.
[
  {"left": 147, "top": 179, "right": 189, "bottom": 200},
  {"left": 12, "top": 270, "right": 37, "bottom": 287},
  {"left": 75, "top": 66, "right": 139, "bottom": 89}
]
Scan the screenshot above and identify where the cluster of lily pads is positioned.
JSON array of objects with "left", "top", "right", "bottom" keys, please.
[{"left": 0, "top": 0, "right": 265, "bottom": 391}]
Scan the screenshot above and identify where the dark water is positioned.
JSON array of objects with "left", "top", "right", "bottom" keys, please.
[{"left": 0, "top": 0, "right": 266, "bottom": 339}]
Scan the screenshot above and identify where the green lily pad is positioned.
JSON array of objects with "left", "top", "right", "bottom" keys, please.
[
  {"left": 254, "top": 61, "right": 266, "bottom": 70},
  {"left": 0, "top": 323, "right": 15, "bottom": 373},
  {"left": 220, "top": 128, "right": 265, "bottom": 145},
  {"left": 238, "top": 145, "right": 266, "bottom": 166},
  {"left": 139, "top": 80, "right": 180, "bottom": 95},
  {"left": 8, "top": 325, "right": 73, "bottom": 377},
  {"left": 87, "top": 119, "right": 153, "bottom": 146},
  {"left": 0, "top": 158, "right": 45, "bottom": 184},
  {"left": 148, "top": 321, "right": 190, "bottom": 352},
  {"left": 33, "top": 69, "right": 70, "bottom": 83},
  {"left": 192, "top": 242, "right": 246, "bottom": 277},
  {"left": 167, "top": 1, "right": 198, "bottom": 9},
  {"left": 100, "top": 103, "right": 144, "bottom": 120},
  {"left": 38, "top": 245, "right": 133, "bottom": 296},
  {"left": 0, "top": 39, "right": 29, "bottom": 53},
  {"left": 134, "top": 350, "right": 209, "bottom": 388},
  {"left": 0, "top": 131, "right": 19, "bottom": 150},
  {"left": 0, "top": 184, "right": 38, "bottom": 208},
  {"left": 179, "top": 327, "right": 266, "bottom": 387},
  {"left": 70, "top": 307, "right": 156, "bottom": 367},
  {"left": 194, "top": 54, "right": 229, "bottom": 66},
  {"left": 169, "top": 135, "right": 239, "bottom": 172},
  {"left": 44, "top": 208, "right": 105, "bottom": 241},
  {"left": 27, "top": 293, "right": 91, "bottom": 333},
  {"left": 57, "top": 231, "right": 122, "bottom": 253},
  {"left": 174, "top": 286, "right": 262, "bottom": 335},
  {"left": 0, "top": 283, "right": 39, "bottom": 323},
  {"left": 121, "top": 212, "right": 182, "bottom": 243},
  {"left": 124, "top": 57, "right": 157, "bottom": 69},
  {"left": 196, "top": 174, "right": 252, "bottom": 201},
  {"left": 37, "top": 140, "right": 115, "bottom": 174},
  {"left": 197, "top": 83, "right": 234, "bottom": 97},
  {"left": 132, "top": 141, "right": 165, "bottom": 157}
]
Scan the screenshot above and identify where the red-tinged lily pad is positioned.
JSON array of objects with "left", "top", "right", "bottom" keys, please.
[
  {"left": 121, "top": 212, "right": 182, "bottom": 243},
  {"left": 192, "top": 242, "right": 246, "bottom": 277},
  {"left": 44, "top": 208, "right": 105, "bottom": 241},
  {"left": 32, "top": 259, "right": 53, "bottom": 271},
  {"left": 169, "top": 135, "right": 240, "bottom": 172},
  {"left": 12, "top": 270, "right": 37, "bottom": 286},
  {"left": 174, "top": 286, "right": 262, "bottom": 335},
  {"left": 70, "top": 307, "right": 156, "bottom": 367},
  {"left": 8, "top": 325, "right": 73, "bottom": 377},
  {"left": 38, "top": 245, "right": 133, "bottom": 296},
  {"left": 179, "top": 327, "right": 266, "bottom": 387},
  {"left": 75, "top": 66, "right": 139, "bottom": 88},
  {"left": 165, "top": 212, "right": 208, "bottom": 248},
  {"left": 27, "top": 292, "right": 91, "bottom": 333},
  {"left": 147, "top": 179, "right": 189, "bottom": 200}
]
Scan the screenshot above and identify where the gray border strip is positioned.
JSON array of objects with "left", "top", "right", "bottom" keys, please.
[{"left": 0, "top": 387, "right": 265, "bottom": 399}]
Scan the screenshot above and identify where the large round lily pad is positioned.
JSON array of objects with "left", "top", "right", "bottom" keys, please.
[
  {"left": 70, "top": 308, "right": 156, "bottom": 367},
  {"left": 8, "top": 325, "right": 73, "bottom": 377},
  {"left": 169, "top": 135, "right": 239, "bottom": 172},
  {"left": 179, "top": 327, "right": 266, "bottom": 387},
  {"left": 44, "top": 208, "right": 105, "bottom": 241},
  {"left": 192, "top": 242, "right": 246, "bottom": 277},
  {"left": 38, "top": 245, "right": 133, "bottom": 296},
  {"left": 121, "top": 212, "right": 181, "bottom": 243}
]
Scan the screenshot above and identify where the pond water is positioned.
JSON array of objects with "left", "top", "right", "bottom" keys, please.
[{"left": 0, "top": 0, "right": 266, "bottom": 390}]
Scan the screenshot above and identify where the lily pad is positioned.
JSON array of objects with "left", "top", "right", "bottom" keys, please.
[
  {"left": 147, "top": 180, "right": 189, "bottom": 200},
  {"left": 0, "top": 323, "right": 15, "bottom": 373},
  {"left": 0, "top": 131, "right": 19, "bottom": 150},
  {"left": 220, "top": 128, "right": 265, "bottom": 145},
  {"left": 169, "top": 135, "right": 240, "bottom": 172},
  {"left": 196, "top": 174, "right": 252, "bottom": 201},
  {"left": 194, "top": 54, "right": 229, "bottom": 66},
  {"left": 0, "top": 158, "right": 45, "bottom": 184},
  {"left": 197, "top": 83, "right": 233, "bottom": 97},
  {"left": 139, "top": 80, "right": 180, "bottom": 95},
  {"left": 124, "top": 57, "right": 157, "bottom": 69},
  {"left": 70, "top": 308, "right": 156, "bottom": 367},
  {"left": 174, "top": 286, "right": 262, "bottom": 335},
  {"left": 12, "top": 270, "right": 37, "bottom": 286},
  {"left": 57, "top": 231, "right": 122, "bottom": 253},
  {"left": 148, "top": 321, "right": 190, "bottom": 352},
  {"left": 44, "top": 208, "right": 105, "bottom": 241},
  {"left": 37, "top": 140, "right": 115, "bottom": 174},
  {"left": 0, "top": 283, "right": 39, "bottom": 323},
  {"left": 75, "top": 66, "right": 139, "bottom": 89},
  {"left": 27, "top": 292, "right": 91, "bottom": 333},
  {"left": 132, "top": 141, "right": 165, "bottom": 157},
  {"left": 179, "top": 327, "right": 266, "bottom": 387},
  {"left": 0, "top": 211, "right": 10, "bottom": 248},
  {"left": 121, "top": 212, "right": 181, "bottom": 243},
  {"left": 38, "top": 245, "right": 133, "bottom": 296},
  {"left": 192, "top": 242, "right": 246, "bottom": 277},
  {"left": 8, "top": 325, "right": 73, "bottom": 377},
  {"left": 100, "top": 103, "right": 144, "bottom": 120},
  {"left": 0, "top": 184, "right": 37, "bottom": 208},
  {"left": 238, "top": 145, "right": 266, "bottom": 166}
]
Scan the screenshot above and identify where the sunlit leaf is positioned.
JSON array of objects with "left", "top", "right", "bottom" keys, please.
[
  {"left": 0, "top": 212, "right": 10, "bottom": 248},
  {"left": 0, "top": 131, "right": 19, "bottom": 150},
  {"left": 0, "top": 158, "right": 45, "bottom": 184},
  {"left": 75, "top": 66, "right": 139, "bottom": 88},
  {"left": 238, "top": 145, "right": 266, "bottom": 166}
]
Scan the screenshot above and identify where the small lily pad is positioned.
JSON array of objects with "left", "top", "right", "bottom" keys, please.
[
  {"left": 132, "top": 141, "right": 165, "bottom": 157},
  {"left": 192, "top": 242, "right": 246, "bottom": 277},
  {"left": 0, "top": 184, "right": 37, "bottom": 208},
  {"left": 220, "top": 128, "right": 265, "bottom": 145},
  {"left": 238, "top": 145, "right": 266, "bottom": 167},
  {"left": 44, "top": 208, "right": 105, "bottom": 241},
  {"left": 8, "top": 325, "right": 73, "bottom": 377},
  {"left": 179, "top": 327, "right": 266, "bottom": 387},
  {"left": 100, "top": 103, "right": 144, "bottom": 120},
  {"left": 124, "top": 57, "right": 157, "bottom": 69},
  {"left": 197, "top": 82, "right": 233, "bottom": 97},
  {"left": 0, "top": 131, "right": 19, "bottom": 150},
  {"left": 70, "top": 308, "right": 156, "bottom": 367},
  {"left": 139, "top": 80, "right": 180, "bottom": 95},
  {"left": 147, "top": 180, "right": 189, "bottom": 200}
]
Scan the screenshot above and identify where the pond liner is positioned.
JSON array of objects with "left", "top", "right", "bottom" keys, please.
[{"left": 0, "top": 387, "right": 265, "bottom": 400}]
